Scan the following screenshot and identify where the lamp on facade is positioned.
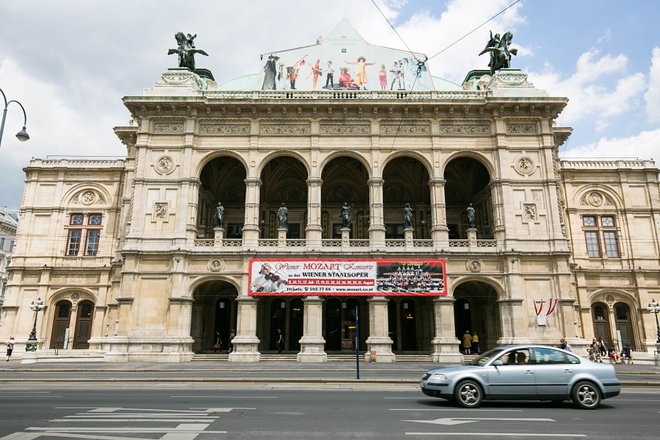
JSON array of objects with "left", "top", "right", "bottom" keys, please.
[
  {"left": 0, "top": 87, "right": 30, "bottom": 148},
  {"left": 647, "top": 299, "right": 660, "bottom": 343},
  {"left": 25, "top": 298, "right": 45, "bottom": 352}
]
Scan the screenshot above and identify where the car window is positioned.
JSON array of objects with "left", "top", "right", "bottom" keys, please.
[
  {"left": 532, "top": 347, "right": 578, "bottom": 365},
  {"left": 496, "top": 349, "right": 530, "bottom": 366}
]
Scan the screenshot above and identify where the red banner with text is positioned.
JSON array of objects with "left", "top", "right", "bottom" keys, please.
[{"left": 248, "top": 259, "right": 446, "bottom": 297}]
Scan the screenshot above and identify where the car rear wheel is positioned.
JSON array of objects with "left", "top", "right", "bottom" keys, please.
[
  {"left": 572, "top": 381, "right": 601, "bottom": 409},
  {"left": 454, "top": 380, "right": 483, "bottom": 408}
]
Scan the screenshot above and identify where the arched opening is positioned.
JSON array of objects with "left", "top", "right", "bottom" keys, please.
[
  {"left": 259, "top": 156, "right": 308, "bottom": 238},
  {"left": 591, "top": 302, "right": 612, "bottom": 348},
  {"left": 321, "top": 157, "right": 369, "bottom": 239},
  {"left": 197, "top": 156, "right": 247, "bottom": 238},
  {"left": 72, "top": 300, "right": 94, "bottom": 349},
  {"left": 49, "top": 300, "right": 72, "bottom": 349},
  {"left": 382, "top": 157, "right": 431, "bottom": 239},
  {"left": 444, "top": 157, "right": 493, "bottom": 239},
  {"left": 323, "top": 297, "right": 368, "bottom": 351},
  {"left": 614, "top": 302, "right": 636, "bottom": 349},
  {"left": 191, "top": 280, "right": 238, "bottom": 353},
  {"left": 453, "top": 280, "right": 500, "bottom": 352}
]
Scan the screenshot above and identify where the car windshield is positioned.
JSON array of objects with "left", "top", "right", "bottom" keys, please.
[{"left": 466, "top": 348, "right": 506, "bottom": 366}]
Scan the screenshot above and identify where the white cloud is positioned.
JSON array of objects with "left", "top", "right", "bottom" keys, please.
[
  {"left": 532, "top": 49, "right": 646, "bottom": 127},
  {"left": 560, "top": 128, "right": 660, "bottom": 161},
  {"left": 645, "top": 47, "right": 660, "bottom": 122}
]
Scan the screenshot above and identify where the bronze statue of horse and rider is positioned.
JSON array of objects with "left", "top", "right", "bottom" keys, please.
[
  {"left": 168, "top": 32, "right": 208, "bottom": 71},
  {"left": 479, "top": 31, "right": 518, "bottom": 75}
]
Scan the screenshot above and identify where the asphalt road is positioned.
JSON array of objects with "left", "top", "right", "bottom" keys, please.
[{"left": 0, "top": 387, "right": 659, "bottom": 439}]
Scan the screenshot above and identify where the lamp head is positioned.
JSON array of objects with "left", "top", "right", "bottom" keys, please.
[{"left": 16, "top": 126, "right": 30, "bottom": 142}]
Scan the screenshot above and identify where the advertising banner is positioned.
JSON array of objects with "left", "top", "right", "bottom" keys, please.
[{"left": 248, "top": 259, "right": 446, "bottom": 297}]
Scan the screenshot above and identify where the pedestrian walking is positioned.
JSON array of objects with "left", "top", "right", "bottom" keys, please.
[
  {"left": 276, "top": 328, "right": 284, "bottom": 354},
  {"left": 471, "top": 332, "right": 480, "bottom": 354},
  {"left": 462, "top": 330, "right": 472, "bottom": 354},
  {"left": 6, "top": 336, "right": 15, "bottom": 361}
]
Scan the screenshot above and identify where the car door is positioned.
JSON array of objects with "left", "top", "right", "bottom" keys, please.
[
  {"left": 487, "top": 348, "right": 535, "bottom": 398},
  {"left": 531, "top": 347, "right": 578, "bottom": 398}
]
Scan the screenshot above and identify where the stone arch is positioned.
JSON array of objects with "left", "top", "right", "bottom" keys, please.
[
  {"left": 188, "top": 274, "right": 242, "bottom": 295},
  {"left": 380, "top": 150, "right": 434, "bottom": 179},
  {"left": 319, "top": 151, "right": 372, "bottom": 179},
  {"left": 62, "top": 183, "right": 112, "bottom": 207},
  {"left": 190, "top": 277, "right": 241, "bottom": 353},
  {"left": 257, "top": 150, "right": 311, "bottom": 177},
  {"left": 573, "top": 185, "right": 624, "bottom": 210},
  {"left": 195, "top": 150, "right": 250, "bottom": 178},
  {"left": 440, "top": 151, "right": 495, "bottom": 179}
]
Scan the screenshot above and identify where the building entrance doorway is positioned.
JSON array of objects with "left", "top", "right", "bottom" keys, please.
[
  {"left": 50, "top": 300, "right": 72, "bottom": 349},
  {"left": 191, "top": 280, "right": 238, "bottom": 353},
  {"left": 72, "top": 300, "right": 94, "bottom": 349},
  {"left": 323, "top": 297, "right": 367, "bottom": 352},
  {"left": 453, "top": 281, "right": 500, "bottom": 353}
]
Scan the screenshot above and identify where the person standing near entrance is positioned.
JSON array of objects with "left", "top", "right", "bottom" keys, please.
[
  {"left": 471, "top": 332, "right": 480, "bottom": 354},
  {"left": 229, "top": 329, "right": 236, "bottom": 353},
  {"left": 276, "top": 328, "right": 284, "bottom": 354},
  {"left": 6, "top": 336, "right": 15, "bottom": 361},
  {"left": 462, "top": 330, "right": 472, "bottom": 354}
]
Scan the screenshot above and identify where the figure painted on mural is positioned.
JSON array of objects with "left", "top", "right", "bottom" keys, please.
[
  {"left": 325, "top": 60, "right": 335, "bottom": 88},
  {"left": 466, "top": 203, "right": 476, "bottom": 228},
  {"left": 261, "top": 54, "right": 280, "bottom": 90},
  {"left": 379, "top": 64, "right": 388, "bottom": 90},
  {"left": 403, "top": 203, "right": 413, "bottom": 229},
  {"left": 479, "top": 30, "right": 517, "bottom": 75},
  {"left": 215, "top": 202, "right": 224, "bottom": 228},
  {"left": 287, "top": 55, "right": 308, "bottom": 90},
  {"left": 278, "top": 203, "right": 288, "bottom": 229},
  {"left": 168, "top": 32, "right": 208, "bottom": 71},
  {"left": 345, "top": 56, "right": 374, "bottom": 89},
  {"left": 340, "top": 202, "right": 352, "bottom": 228},
  {"left": 390, "top": 61, "right": 403, "bottom": 90},
  {"left": 338, "top": 68, "right": 358, "bottom": 89},
  {"left": 277, "top": 63, "right": 288, "bottom": 90},
  {"left": 309, "top": 59, "right": 323, "bottom": 90}
]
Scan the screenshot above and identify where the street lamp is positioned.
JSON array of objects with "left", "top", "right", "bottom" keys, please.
[
  {"left": 25, "top": 298, "right": 45, "bottom": 352},
  {"left": 0, "top": 87, "right": 30, "bottom": 148},
  {"left": 648, "top": 299, "right": 660, "bottom": 343}
]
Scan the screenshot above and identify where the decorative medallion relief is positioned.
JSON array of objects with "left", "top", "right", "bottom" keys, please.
[
  {"left": 580, "top": 191, "right": 611, "bottom": 207},
  {"left": 514, "top": 156, "right": 535, "bottom": 176},
  {"left": 199, "top": 123, "right": 250, "bottom": 135},
  {"left": 208, "top": 259, "right": 225, "bottom": 272},
  {"left": 320, "top": 123, "right": 370, "bottom": 135},
  {"left": 466, "top": 259, "right": 483, "bottom": 273},
  {"left": 522, "top": 203, "right": 538, "bottom": 222},
  {"left": 158, "top": 70, "right": 201, "bottom": 87},
  {"left": 507, "top": 123, "right": 537, "bottom": 135},
  {"left": 153, "top": 122, "right": 184, "bottom": 134},
  {"left": 155, "top": 155, "right": 175, "bottom": 175},
  {"left": 70, "top": 292, "right": 81, "bottom": 303},
  {"left": 73, "top": 189, "right": 103, "bottom": 206},
  {"left": 260, "top": 123, "right": 310, "bottom": 135},
  {"left": 438, "top": 124, "right": 490, "bottom": 136},
  {"left": 380, "top": 124, "right": 430, "bottom": 136},
  {"left": 153, "top": 202, "right": 168, "bottom": 219}
]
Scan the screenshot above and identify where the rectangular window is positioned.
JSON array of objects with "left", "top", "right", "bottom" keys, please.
[
  {"left": 85, "top": 230, "right": 100, "bottom": 256},
  {"left": 0, "top": 237, "right": 4, "bottom": 250},
  {"left": 88, "top": 214, "right": 102, "bottom": 225},
  {"left": 603, "top": 231, "right": 619, "bottom": 257},
  {"left": 70, "top": 214, "right": 84, "bottom": 225},
  {"left": 585, "top": 231, "right": 600, "bottom": 257},
  {"left": 583, "top": 216, "right": 596, "bottom": 227},
  {"left": 66, "top": 230, "right": 82, "bottom": 256}
]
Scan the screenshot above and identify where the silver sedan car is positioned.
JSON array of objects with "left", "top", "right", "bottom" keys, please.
[{"left": 420, "top": 345, "right": 620, "bottom": 409}]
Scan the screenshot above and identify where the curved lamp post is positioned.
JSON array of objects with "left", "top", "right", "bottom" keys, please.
[
  {"left": 0, "top": 87, "right": 30, "bottom": 148},
  {"left": 25, "top": 298, "right": 45, "bottom": 352},
  {"left": 648, "top": 299, "right": 660, "bottom": 343}
]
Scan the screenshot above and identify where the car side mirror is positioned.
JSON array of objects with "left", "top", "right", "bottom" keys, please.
[{"left": 492, "top": 359, "right": 503, "bottom": 367}]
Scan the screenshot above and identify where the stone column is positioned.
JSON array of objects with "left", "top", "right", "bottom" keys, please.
[
  {"left": 430, "top": 297, "right": 463, "bottom": 363},
  {"left": 429, "top": 178, "right": 447, "bottom": 250},
  {"left": 365, "top": 297, "right": 395, "bottom": 362},
  {"left": 228, "top": 297, "right": 260, "bottom": 362},
  {"left": 104, "top": 296, "right": 134, "bottom": 362},
  {"left": 242, "top": 177, "right": 262, "bottom": 247},
  {"left": 368, "top": 178, "right": 385, "bottom": 245},
  {"left": 297, "top": 296, "right": 327, "bottom": 362},
  {"left": 497, "top": 298, "right": 531, "bottom": 345},
  {"left": 306, "top": 177, "right": 323, "bottom": 247}
]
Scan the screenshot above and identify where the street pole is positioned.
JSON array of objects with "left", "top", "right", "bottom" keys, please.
[
  {"left": 355, "top": 305, "right": 360, "bottom": 380},
  {"left": 0, "top": 87, "right": 30, "bottom": 148},
  {"left": 22, "top": 298, "right": 44, "bottom": 364}
]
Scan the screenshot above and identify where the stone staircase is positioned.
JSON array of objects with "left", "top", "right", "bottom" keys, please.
[{"left": 191, "top": 352, "right": 433, "bottom": 362}]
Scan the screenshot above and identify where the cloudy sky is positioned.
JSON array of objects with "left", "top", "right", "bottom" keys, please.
[{"left": 1, "top": 0, "right": 659, "bottom": 211}]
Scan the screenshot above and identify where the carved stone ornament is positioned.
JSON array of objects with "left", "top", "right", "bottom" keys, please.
[
  {"left": 80, "top": 190, "right": 97, "bottom": 205},
  {"left": 507, "top": 123, "right": 537, "bottom": 135},
  {"left": 438, "top": 124, "right": 490, "bottom": 136},
  {"left": 260, "top": 123, "right": 310, "bottom": 135},
  {"left": 156, "top": 69, "right": 204, "bottom": 88},
  {"left": 208, "top": 259, "right": 225, "bottom": 272},
  {"left": 605, "top": 294, "right": 615, "bottom": 305},
  {"left": 585, "top": 191, "right": 605, "bottom": 207},
  {"left": 320, "top": 123, "right": 370, "bottom": 135},
  {"left": 466, "top": 259, "right": 483, "bottom": 273},
  {"left": 522, "top": 203, "right": 538, "bottom": 221},
  {"left": 155, "top": 155, "right": 175, "bottom": 175},
  {"left": 489, "top": 70, "right": 535, "bottom": 89},
  {"left": 200, "top": 123, "right": 250, "bottom": 135},
  {"left": 380, "top": 124, "right": 430, "bottom": 136},
  {"left": 71, "top": 292, "right": 81, "bottom": 302},
  {"left": 514, "top": 156, "right": 535, "bottom": 176},
  {"left": 153, "top": 122, "right": 184, "bottom": 134},
  {"left": 154, "top": 202, "right": 168, "bottom": 219}
]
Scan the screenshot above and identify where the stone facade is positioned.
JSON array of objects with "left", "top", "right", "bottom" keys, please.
[
  {"left": 0, "top": 208, "right": 17, "bottom": 314},
  {"left": 1, "top": 67, "right": 659, "bottom": 363}
]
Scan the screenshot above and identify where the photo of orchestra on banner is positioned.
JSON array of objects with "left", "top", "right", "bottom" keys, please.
[{"left": 248, "top": 259, "right": 447, "bottom": 296}]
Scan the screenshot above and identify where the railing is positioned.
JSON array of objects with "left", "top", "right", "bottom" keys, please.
[
  {"left": 205, "top": 89, "right": 488, "bottom": 101},
  {"left": 193, "top": 238, "right": 496, "bottom": 249}
]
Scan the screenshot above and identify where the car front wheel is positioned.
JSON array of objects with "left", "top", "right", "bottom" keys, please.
[
  {"left": 454, "top": 380, "right": 483, "bottom": 408},
  {"left": 572, "top": 381, "right": 601, "bottom": 409}
]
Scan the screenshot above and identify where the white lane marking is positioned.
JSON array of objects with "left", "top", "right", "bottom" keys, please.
[
  {"left": 52, "top": 418, "right": 215, "bottom": 423},
  {"left": 177, "top": 395, "right": 277, "bottom": 399},
  {"left": 26, "top": 426, "right": 225, "bottom": 434},
  {"left": 390, "top": 408, "right": 522, "bottom": 412},
  {"left": 65, "top": 414, "right": 212, "bottom": 418},
  {"left": 405, "top": 417, "right": 555, "bottom": 426},
  {"left": 406, "top": 433, "right": 585, "bottom": 437}
]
